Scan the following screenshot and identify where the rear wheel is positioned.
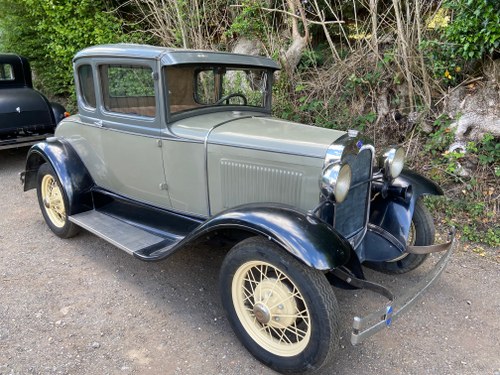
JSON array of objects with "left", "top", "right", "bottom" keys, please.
[
  {"left": 37, "top": 163, "right": 79, "bottom": 238},
  {"left": 365, "top": 199, "right": 434, "bottom": 274},
  {"left": 219, "top": 237, "right": 339, "bottom": 374}
]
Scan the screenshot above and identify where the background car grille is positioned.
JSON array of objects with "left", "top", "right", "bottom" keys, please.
[{"left": 333, "top": 148, "right": 372, "bottom": 239}]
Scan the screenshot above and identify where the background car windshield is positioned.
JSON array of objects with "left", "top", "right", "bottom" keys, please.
[{"left": 165, "top": 65, "right": 268, "bottom": 114}]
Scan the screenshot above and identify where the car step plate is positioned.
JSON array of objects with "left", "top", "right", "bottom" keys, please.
[{"left": 69, "top": 210, "right": 170, "bottom": 255}]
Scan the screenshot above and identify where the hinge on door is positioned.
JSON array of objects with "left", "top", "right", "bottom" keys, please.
[
  {"left": 159, "top": 182, "right": 168, "bottom": 191},
  {"left": 152, "top": 72, "right": 159, "bottom": 81},
  {"left": 157, "top": 139, "right": 162, "bottom": 147}
]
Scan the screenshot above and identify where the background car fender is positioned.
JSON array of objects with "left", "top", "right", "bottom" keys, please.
[
  {"left": 184, "top": 203, "right": 352, "bottom": 271},
  {"left": 50, "top": 102, "right": 67, "bottom": 124},
  {"left": 23, "top": 139, "right": 94, "bottom": 215}
]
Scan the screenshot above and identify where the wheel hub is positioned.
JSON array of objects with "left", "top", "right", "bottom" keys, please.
[
  {"left": 253, "top": 279, "right": 297, "bottom": 328},
  {"left": 253, "top": 303, "right": 271, "bottom": 324}
]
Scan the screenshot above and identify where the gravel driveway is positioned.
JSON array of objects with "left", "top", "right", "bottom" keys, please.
[{"left": 1, "top": 147, "right": 499, "bottom": 375}]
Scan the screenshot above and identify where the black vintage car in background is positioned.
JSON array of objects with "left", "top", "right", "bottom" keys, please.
[{"left": 0, "top": 53, "right": 67, "bottom": 149}]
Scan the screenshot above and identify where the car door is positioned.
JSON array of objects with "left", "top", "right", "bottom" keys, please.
[
  {"left": 72, "top": 58, "right": 171, "bottom": 208},
  {"left": 95, "top": 60, "right": 172, "bottom": 209}
]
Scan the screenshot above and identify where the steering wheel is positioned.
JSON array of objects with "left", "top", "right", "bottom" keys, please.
[{"left": 214, "top": 93, "right": 248, "bottom": 105}]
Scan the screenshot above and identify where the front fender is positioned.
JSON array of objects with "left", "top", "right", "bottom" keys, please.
[
  {"left": 359, "top": 169, "right": 443, "bottom": 262},
  {"left": 397, "top": 169, "right": 443, "bottom": 197},
  {"left": 192, "top": 203, "right": 352, "bottom": 270},
  {"left": 23, "top": 138, "right": 94, "bottom": 214}
]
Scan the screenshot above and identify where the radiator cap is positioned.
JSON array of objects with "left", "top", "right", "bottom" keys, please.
[{"left": 347, "top": 129, "right": 359, "bottom": 138}]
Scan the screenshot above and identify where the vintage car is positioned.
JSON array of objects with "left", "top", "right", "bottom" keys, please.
[
  {"left": 0, "top": 53, "right": 67, "bottom": 149},
  {"left": 21, "top": 44, "right": 454, "bottom": 374}
]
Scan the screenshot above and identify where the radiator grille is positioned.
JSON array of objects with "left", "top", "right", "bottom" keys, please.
[
  {"left": 334, "top": 148, "right": 372, "bottom": 238},
  {"left": 221, "top": 160, "right": 303, "bottom": 209}
]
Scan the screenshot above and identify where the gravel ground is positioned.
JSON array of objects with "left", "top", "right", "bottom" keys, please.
[{"left": 1, "top": 147, "right": 499, "bottom": 375}]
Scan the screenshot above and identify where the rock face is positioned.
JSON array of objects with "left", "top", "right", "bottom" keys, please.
[{"left": 446, "top": 59, "right": 500, "bottom": 142}]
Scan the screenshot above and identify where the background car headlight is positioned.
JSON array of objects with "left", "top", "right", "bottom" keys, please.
[
  {"left": 382, "top": 147, "right": 405, "bottom": 180},
  {"left": 320, "top": 163, "right": 352, "bottom": 203}
]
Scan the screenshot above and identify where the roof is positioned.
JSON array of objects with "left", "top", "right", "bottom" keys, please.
[
  {"left": 74, "top": 44, "right": 281, "bottom": 70},
  {"left": 0, "top": 53, "right": 32, "bottom": 88}
]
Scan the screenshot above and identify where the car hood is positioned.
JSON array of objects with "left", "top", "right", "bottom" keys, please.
[{"left": 169, "top": 112, "right": 345, "bottom": 159}]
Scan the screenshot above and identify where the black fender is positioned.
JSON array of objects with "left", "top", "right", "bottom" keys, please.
[
  {"left": 164, "top": 203, "right": 352, "bottom": 271},
  {"left": 23, "top": 138, "right": 94, "bottom": 214},
  {"left": 398, "top": 169, "right": 443, "bottom": 197},
  {"left": 357, "top": 169, "right": 443, "bottom": 262},
  {"left": 50, "top": 102, "right": 67, "bottom": 124}
]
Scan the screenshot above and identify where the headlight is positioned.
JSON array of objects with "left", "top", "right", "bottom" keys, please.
[
  {"left": 381, "top": 147, "right": 405, "bottom": 180},
  {"left": 320, "top": 163, "right": 352, "bottom": 203}
]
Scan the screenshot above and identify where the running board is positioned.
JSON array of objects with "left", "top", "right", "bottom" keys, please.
[{"left": 69, "top": 210, "right": 180, "bottom": 261}]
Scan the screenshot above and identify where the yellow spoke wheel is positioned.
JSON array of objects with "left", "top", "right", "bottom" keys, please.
[
  {"left": 220, "top": 237, "right": 340, "bottom": 374},
  {"left": 232, "top": 260, "right": 311, "bottom": 357},
  {"left": 36, "top": 163, "right": 79, "bottom": 239},
  {"left": 41, "top": 173, "right": 66, "bottom": 228}
]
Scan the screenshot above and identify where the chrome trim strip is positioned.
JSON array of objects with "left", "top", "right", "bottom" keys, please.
[
  {"left": 206, "top": 141, "right": 325, "bottom": 159},
  {"left": 65, "top": 119, "right": 205, "bottom": 144},
  {"left": 350, "top": 229, "right": 455, "bottom": 345}
]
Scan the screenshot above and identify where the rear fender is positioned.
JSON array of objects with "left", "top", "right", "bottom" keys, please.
[
  {"left": 190, "top": 203, "right": 352, "bottom": 271},
  {"left": 23, "top": 138, "right": 94, "bottom": 214},
  {"left": 359, "top": 169, "right": 443, "bottom": 262}
]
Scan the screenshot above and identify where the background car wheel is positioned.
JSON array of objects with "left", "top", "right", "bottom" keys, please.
[
  {"left": 219, "top": 236, "right": 339, "bottom": 374},
  {"left": 365, "top": 199, "right": 435, "bottom": 274},
  {"left": 37, "top": 163, "right": 79, "bottom": 239}
]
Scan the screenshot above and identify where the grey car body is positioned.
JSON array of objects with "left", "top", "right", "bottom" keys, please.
[{"left": 22, "top": 44, "right": 454, "bottom": 374}]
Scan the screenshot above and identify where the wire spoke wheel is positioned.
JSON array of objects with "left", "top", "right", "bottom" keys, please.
[
  {"left": 41, "top": 174, "right": 66, "bottom": 228},
  {"left": 36, "top": 163, "right": 79, "bottom": 238},
  {"left": 220, "top": 237, "right": 340, "bottom": 373},
  {"left": 232, "top": 260, "right": 311, "bottom": 356}
]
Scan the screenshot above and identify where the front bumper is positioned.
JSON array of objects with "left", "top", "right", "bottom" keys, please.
[{"left": 334, "top": 228, "right": 455, "bottom": 345}]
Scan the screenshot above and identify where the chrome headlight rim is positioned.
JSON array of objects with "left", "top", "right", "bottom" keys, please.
[
  {"left": 382, "top": 147, "right": 405, "bottom": 180},
  {"left": 320, "top": 163, "right": 352, "bottom": 203}
]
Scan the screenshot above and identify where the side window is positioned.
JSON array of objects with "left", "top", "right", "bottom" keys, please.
[
  {"left": 100, "top": 64, "right": 156, "bottom": 117},
  {"left": 78, "top": 65, "right": 96, "bottom": 108},
  {"left": 0, "top": 64, "right": 14, "bottom": 81}
]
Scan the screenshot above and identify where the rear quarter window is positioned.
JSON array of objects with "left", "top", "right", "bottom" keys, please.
[
  {"left": 0, "top": 64, "right": 15, "bottom": 81},
  {"left": 78, "top": 64, "right": 96, "bottom": 108}
]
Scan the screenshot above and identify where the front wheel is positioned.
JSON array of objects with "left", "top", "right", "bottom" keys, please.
[
  {"left": 365, "top": 199, "right": 435, "bottom": 274},
  {"left": 37, "top": 163, "right": 79, "bottom": 238},
  {"left": 219, "top": 237, "right": 339, "bottom": 374}
]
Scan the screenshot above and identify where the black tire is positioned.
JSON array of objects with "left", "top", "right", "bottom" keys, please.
[
  {"left": 36, "top": 163, "right": 79, "bottom": 238},
  {"left": 219, "top": 236, "right": 339, "bottom": 374},
  {"left": 365, "top": 199, "right": 435, "bottom": 274}
]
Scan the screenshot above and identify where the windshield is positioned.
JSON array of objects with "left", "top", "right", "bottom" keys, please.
[{"left": 164, "top": 65, "right": 269, "bottom": 115}]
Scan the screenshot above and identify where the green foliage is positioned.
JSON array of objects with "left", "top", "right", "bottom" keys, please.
[
  {"left": 0, "top": 0, "right": 138, "bottom": 100},
  {"left": 425, "top": 196, "right": 500, "bottom": 247},
  {"left": 443, "top": 0, "right": 500, "bottom": 60},
  {"left": 226, "top": 0, "right": 267, "bottom": 39},
  {"left": 424, "top": 115, "right": 455, "bottom": 155},
  {"left": 419, "top": 39, "right": 465, "bottom": 85}
]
